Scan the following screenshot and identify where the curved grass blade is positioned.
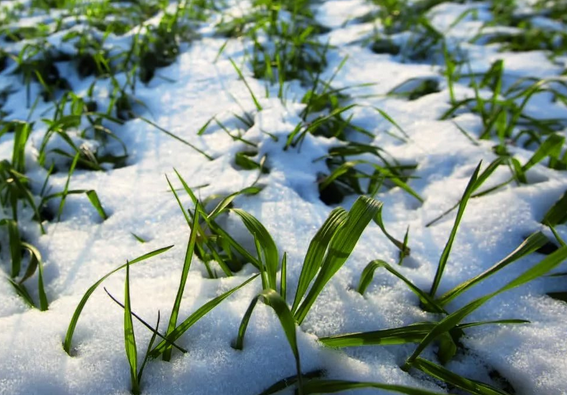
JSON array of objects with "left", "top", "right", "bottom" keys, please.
[
  {"left": 0, "top": 219, "right": 22, "bottom": 278},
  {"left": 104, "top": 288, "right": 186, "bottom": 353},
  {"left": 438, "top": 232, "right": 548, "bottom": 306},
  {"left": 258, "top": 370, "right": 324, "bottom": 395},
  {"left": 63, "top": 245, "right": 174, "bottom": 355},
  {"left": 405, "top": 245, "right": 567, "bottom": 368},
  {"left": 303, "top": 379, "right": 444, "bottom": 395},
  {"left": 8, "top": 278, "right": 36, "bottom": 309},
  {"left": 123, "top": 261, "right": 140, "bottom": 395},
  {"left": 149, "top": 274, "right": 259, "bottom": 358},
  {"left": 163, "top": 210, "right": 200, "bottom": 361},
  {"left": 320, "top": 322, "right": 435, "bottom": 347},
  {"left": 21, "top": 242, "right": 48, "bottom": 311},
  {"left": 426, "top": 158, "right": 504, "bottom": 228},
  {"left": 86, "top": 190, "right": 108, "bottom": 220},
  {"left": 229, "top": 58, "right": 262, "bottom": 112},
  {"left": 542, "top": 190, "right": 567, "bottom": 227},
  {"left": 231, "top": 208, "right": 279, "bottom": 290},
  {"left": 373, "top": 204, "right": 410, "bottom": 256},
  {"left": 291, "top": 207, "right": 348, "bottom": 313},
  {"left": 234, "top": 289, "right": 303, "bottom": 395},
  {"left": 522, "top": 133, "right": 565, "bottom": 172},
  {"left": 429, "top": 162, "right": 482, "bottom": 297},
  {"left": 357, "top": 260, "right": 444, "bottom": 313},
  {"left": 295, "top": 196, "right": 382, "bottom": 324},
  {"left": 140, "top": 117, "right": 213, "bottom": 161},
  {"left": 412, "top": 358, "right": 510, "bottom": 395}
]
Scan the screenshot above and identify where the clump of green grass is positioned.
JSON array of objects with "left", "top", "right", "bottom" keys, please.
[{"left": 441, "top": 60, "right": 567, "bottom": 159}]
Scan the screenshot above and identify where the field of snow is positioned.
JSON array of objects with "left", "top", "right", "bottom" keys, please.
[{"left": 1, "top": 0, "right": 566, "bottom": 394}]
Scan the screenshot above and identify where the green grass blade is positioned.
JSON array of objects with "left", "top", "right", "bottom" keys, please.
[
  {"left": 123, "top": 261, "right": 140, "bottom": 395},
  {"left": 234, "top": 289, "right": 303, "bottom": 394},
  {"left": 0, "top": 219, "right": 22, "bottom": 278},
  {"left": 522, "top": 133, "right": 565, "bottom": 172},
  {"left": 259, "top": 370, "right": 324, "bottom": 395},
  {"left": 438, "top": 232, "right": 548, "bottom": 306},
  {"left": 405, "top": 246, "right": 567, "bottom": 367},
  {"left": 104, "top": 288, "right": 187, "bottom": 353},
  {"left": 280, "top": 253, "right": 287, "bottom": 302},
  {"left": 320, "top": 322, "right": 435, "bottom": 347},
  {"left": 357, "top": 260, "right": 444, "bottom": 313},
  {"left": 373, "top": 204, "right": 410, "bottom": 256},
  {"left": 542, "top": 191, "right": 567, "bottom": 227},
  {"left": 231, "top": 208, "right": 279, "bottom": 290},
  {"left": 413, "top": 358, "right": 510, "bottom": 395},
  {"left": 372, "top": 107, "right": 410, "bottom": 139},
  {"left": 56, "top": 152, "right": 80, "bottom": 222},
  {"left": 429, "top": 162, "right": 482, "bottom": 297},
  {"left": 303, "top": 379, "right": 444, "bottom": 395},
  {"left": 63, "top": 245, "right": 174, "bottom": 355},
  {"left": 150, "top": 274, "right": 258, "bottom": 358},
  {"left": 86, "top": 190, "right": 108, "bottom": 220},
  {"left": 208, "top": 186, "right": 263, "bottom": 220},
  {"left": 163, "top": 209, "right": 200, "bottom": 361},
  {"left": 140, "top": 117, "right": 213, "bottom": 161},
  {"left": 295, "top": 196, "right": 381, "bottom": 324},
  {"left": 138, "top": 311, "right": 160, "bottom": 382},
  {"left": 21, "top": 242, "right": 48, "bottom": 311},
  {"left": 229, "top": 58, "right": 262, "bottom": 112},
  {"left": 8, "top": 278, "right": 37, "bottom": 309},
  {"left": 292, "top": 207, "right": 348, "bottom": 313}
]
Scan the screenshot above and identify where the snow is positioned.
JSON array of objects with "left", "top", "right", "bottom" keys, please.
[{"left": 1, "top": 0, "right": 566, "bottom": 394}]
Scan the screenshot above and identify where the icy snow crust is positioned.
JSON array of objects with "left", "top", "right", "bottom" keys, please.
[{"left": 0, "top": 0, "right": 566, "bottom": 394}]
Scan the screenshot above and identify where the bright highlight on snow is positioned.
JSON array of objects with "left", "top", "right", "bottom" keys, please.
[{"left": 0, "top": 0, "right": 566, "bottom": 394}]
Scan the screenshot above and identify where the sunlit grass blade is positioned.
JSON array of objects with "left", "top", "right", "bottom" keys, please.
[
  {"left": 405, "top": 245, "right": 567, "bottom": 368},
  {"left": 426, "top": 158, "right": 505, "bottom": 227},
  {"left": 412, "top": 358, "right": 510, "bottom": 395},
  {"left": 320, "top": 322, "right": 435, "bottom": 347},
  {"left": 303, "top": 379, "right": 444, "bottom": 395},
  {"left": 163, "top": 209, "right": 200, "bottom": 361},
  {"left": 373, "top": 204, "right": 410, "bottom": 256},
  {"left": 280, "top": 252, "right": 287, "bottom": 302},
  {"left": 63, "top": 245, "right": 174, "bottom": 355},
  {"left": 8, "top": 279, "right": 36, "bottom": 309},
  {"left": 140, "top": 117, "right": 213, "bottom": 160},
  {"left": 86, "top": 190, "right": 108, "bottom": 220},
  {"left": 234, "top": 289, "right": 303, "bottom": 394},
  {"left": 139, "top": 311, "right": 160, "bottom": 382},
  {"left": 320, "top": 319, "right": 528, "bottom": 348},
  {"left": 522, "top": 133, "right": 565, "bottom": 172},
  {"left": 429, "top": 162, "right": 482, "bottom": 297},
  {"left": 0, "top": 219, "right": 22, "bottom": 278},
  {"left": 56, "top": 153, "right": 80, "bottom": 222},
  {"left": 207, "top": 186, "right": 263, "bottom": 220},
  {"left": 231, "top": 208, "right": 279, "bottom": 290},
  {"left": 372, "top": 107, "right": 409, "bottom": 139},
  {"left": 229, "top": 58, "right": 262, "bottom": 112},
  {"left": 292, "top": 207, "right": 348, "bottom": 312},
  {"left": 437, "top": 232, "right": 548, "bottom": 306},
  {"left": 357, "top": 260, "right": 444, "bottom": 313},
  {"left": 149, "top": 274, "right": 259, "bottom": 358},
  {"left": 259, "top": 370, "right": 324, "bottom": 395},
  {"left": 21, "top": 242, "right": 48, "bottom": 311},
  {"left": 295, "top": 196, "right": 382, "bottom": 324},
  {"left": 542, "top": 191, "right": 567, "bottom": 227},
  {"left": 104, "top": 288, "right": 187, "bottom": 353},
  {"left": 123, "top": 261, "right": 140, "bottom": 395}
]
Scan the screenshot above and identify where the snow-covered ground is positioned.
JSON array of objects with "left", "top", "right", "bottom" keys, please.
[{"left": 1, "top": 0, "right": 566, "bottom": 394}]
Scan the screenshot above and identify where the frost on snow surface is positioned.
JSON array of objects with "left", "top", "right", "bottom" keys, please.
[{"left": 0, "top": 0, "right": 566, "bottom": 394}]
